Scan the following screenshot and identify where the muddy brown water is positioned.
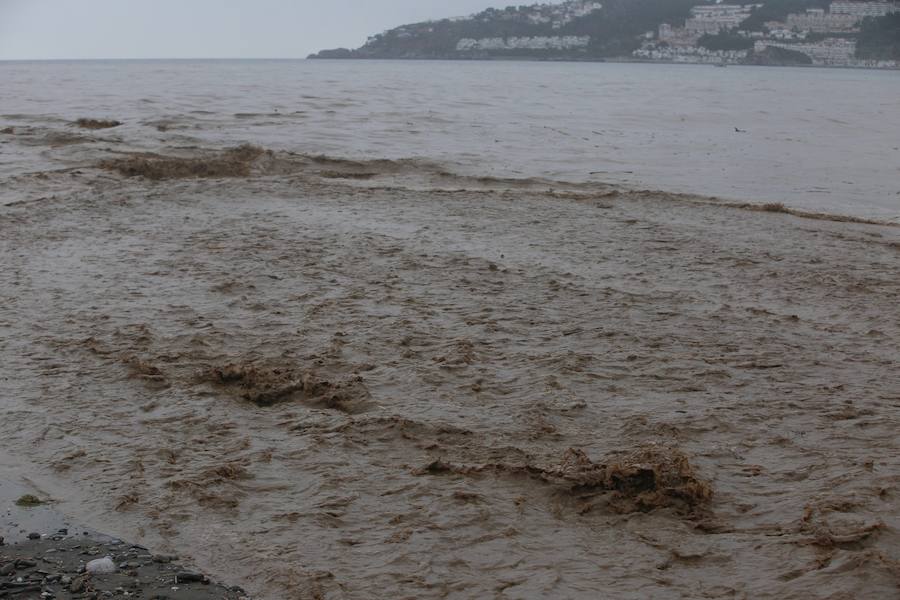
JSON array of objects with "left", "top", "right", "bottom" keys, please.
[{"left": 0, "top": 139, "right": 899, "bottom": 599}]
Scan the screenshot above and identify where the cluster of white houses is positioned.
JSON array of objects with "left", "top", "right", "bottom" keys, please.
[
  {"left": 638, "top": 0, "right": 899, "bottom": 67},
  {"left": 754, "top": 37, "right": 858, "bottom": 64},
  {"left": 633, "top": 45, "right": 751, "bottom": 63},
  {"left": 684, "top": 4, "right": 758, "bottom": 34},
  {"left": 456, "top": 36, "right": 591, "bottom": 51}
]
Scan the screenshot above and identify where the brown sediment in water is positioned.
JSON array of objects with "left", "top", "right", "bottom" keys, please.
[
  {"left": 74, "top": 118, "right": 123, "bottom": 130},
  {"left": 99, "top": 144, "right": 268, "bottom": 180},
  {"left": 416, "top": 444, "right": 712, "bottom": 515},
  {"left": 123, "top": 355, "right": 169, "bottom": 388},
  {"left": 202, "top": 362, "right": 371, "bottom": 413},
  {"left": 2, "top": 140, "right": 899, "bottom": 599},
  {"left": 317, "top": 170, "right": 378, "bottom": 180},
  {"left": 90, "top": 145, "right": 898, "bottom": 227},
  {"left": 627, "top": 189, "right": 898, "bottom": 227}
]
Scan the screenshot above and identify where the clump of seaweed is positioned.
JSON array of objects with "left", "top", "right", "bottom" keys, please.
[
  {"left": 416, "top": 444, "right": 712, "bottom": 515},
  {"left": 1, "top": 127, "right": 13, "bottom": 135},
  {"left": 15, "top": 494, "right": 46, "bottom": 507},
  {"left": 74, "top": 118, "right": 122, "bottom": 130},
  {"left": 202, "top": 362, "right": 370, "bottom": 413},
  {"left": 559, "top": 446, "right": 713, "bottom": 513},
  {"left": 100, "top": 144, "right": 268, "bottom": 180}
]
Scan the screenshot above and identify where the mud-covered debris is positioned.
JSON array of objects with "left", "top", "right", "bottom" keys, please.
[
  {"left": 203, "top": 362, "right": 371, "bottom": 412},
  {"left": 205, "top": 363, "right": 301, "bottom": 406},
  {"left": 575, "top": 446, "right": 713, "bottom": 513},
  {"left": 1, "top": 127, "right": 13, "bottom": 135},
  {"left": 100, "top": 144, "right": 268, "bottom": 180},
  {"left": 208, "top": 463, "right": 253, "bottom": 480},
  {"left": 123, "top": 355, "right": 168, "bottom": 387},
  {"left": 74, "top": 118, "right": 122, "bottom": 129},
  {"left": 415, "top": 444, "right": 713, "bottom": 514}
]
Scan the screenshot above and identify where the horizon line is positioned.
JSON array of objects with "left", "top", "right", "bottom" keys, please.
[{"left": 0, "top": 56, "right": 318, "bottom": 62}]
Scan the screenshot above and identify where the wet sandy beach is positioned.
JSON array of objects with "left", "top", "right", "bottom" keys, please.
[{"left": 1, "top": 138, "right": 899, "bottom": 599}]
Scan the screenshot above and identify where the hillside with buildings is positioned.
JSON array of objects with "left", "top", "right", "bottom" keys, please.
[{"left": 309, "top": 0, "right": 900, "bottom": 68}]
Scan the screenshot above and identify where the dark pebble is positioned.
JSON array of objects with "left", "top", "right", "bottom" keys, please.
[
  {"left": 16, "top": 559, "right": 37, "bottom": 568},
  {"left": 28, "top": 532, "right": 42, "bottom": 540},
  {"left": 175, "top": 571, "right": 208, "bottom": 584},
  {"left": 0, "top": 562, "right": 15, "bottom": 575}
]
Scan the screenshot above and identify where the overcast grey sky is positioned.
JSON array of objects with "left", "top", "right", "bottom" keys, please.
[{"left": 0, "top": 0, "right": 515, "bottom": 60}]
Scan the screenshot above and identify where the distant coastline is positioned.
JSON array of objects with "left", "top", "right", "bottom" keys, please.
[
  {"left": 307, "top": 53, "right": 900, "bottom": 70},
  {"left": 309, "top": 0, "right": 900, "bottom": 70}
]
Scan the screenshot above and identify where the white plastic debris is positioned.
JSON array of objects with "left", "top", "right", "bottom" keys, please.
[{"left": 86, "top": 556, "right": 117, "bottom": 574}]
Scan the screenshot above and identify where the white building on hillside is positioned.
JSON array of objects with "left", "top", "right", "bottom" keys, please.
[
  {"left": 829, "top": 1, "right": 899, "bottom": 17},
  {"left": 456, "top": 36, "right": 591, "bottom": 52},
  {"left": 685, "top": 4, "right": 755, "bottom": 34},
  {"left": 785, "top": 8, "right": 860, "bottom": 31},
  {"left": 755, "top": 37, "right": 857, "bottom": 65}
]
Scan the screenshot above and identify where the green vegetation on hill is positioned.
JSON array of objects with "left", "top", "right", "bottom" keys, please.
[
  {"left": 856, "top": 14, "right": 900, "bottom": 60},
  {"left": 746, "top": 45, "right": 814, "bottom": 64},
  {"left": 572, "top": 0, "right": 700, "bottom": 56}
]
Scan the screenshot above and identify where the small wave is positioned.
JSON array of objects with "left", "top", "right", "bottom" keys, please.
[
  {"left": 86, "top": 142, "right": 900, "bottom": 227},
  {"left": 233, "top": 112, "right": 291, "bottom": 119}
]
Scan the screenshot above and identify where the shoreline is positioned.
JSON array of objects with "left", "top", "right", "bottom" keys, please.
[
  {"left": 306, "top": 55, "right": 900, "bottom": 71},
  {"left": 1, "top": 478, "right": 249, "bottom": 599}
]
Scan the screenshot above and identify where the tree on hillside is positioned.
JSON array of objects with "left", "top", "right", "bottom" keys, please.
[{"left": 856, "top": 14, "right": 900, "bottom": 60}]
